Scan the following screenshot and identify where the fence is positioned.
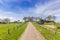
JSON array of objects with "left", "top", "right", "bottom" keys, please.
[{"left": 0, "top": 22, "right": 27, "bottom": 40}]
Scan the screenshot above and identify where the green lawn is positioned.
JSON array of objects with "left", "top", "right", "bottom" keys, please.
[
  {"left": 0, "top": 22, "right": 28, "bottom": 40},
  {"left": 33, "top": 22, "right": 60, "bottom": 40}
]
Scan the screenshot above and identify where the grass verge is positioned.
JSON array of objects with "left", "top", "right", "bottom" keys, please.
[{"left": 33, "top": 22, "right": 60, "bottom": 40}]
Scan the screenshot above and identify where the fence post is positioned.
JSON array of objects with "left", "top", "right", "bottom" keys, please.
[
  {"left": 8, "top": 28, "right": 10, "bottom": 34},
  {"left": 55, "top": 28, "right": 57, "bottom": 35},
  {"left": 0, "top": 38, "right": 2, "bottom": 40},
  {"left": 14, "top": 27, "right": 15, "bottom": 30}
]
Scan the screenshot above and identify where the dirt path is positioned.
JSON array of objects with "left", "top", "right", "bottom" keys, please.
[{"left": 18, "top": 22, "right": 45, "bottom": 40}]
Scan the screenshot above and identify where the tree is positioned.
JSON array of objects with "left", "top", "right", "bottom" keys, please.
[
  {"left": 46, "top": 15, "right": 56, "bottom": 22},
  {"left": 46, "top": 15, "right": 52, "bottom": 21},
  {"left": 23, "top": 17, "right": 26, "bottom": 21},
  {"left": 17, "top": 20, "right": 20, "bottom": 22},
  {"left": 36, "top": 17, "right": 41, "bottom": 22},
  {"left": 23, "top": 17, "right": 28, "bottom": 21},
  {"left": 0, "top": 19, "right": 2, "bottom": 23},
  {"left": 52, "top": 16, "right": 56, "bottom": 21},
  {"left": 3, "top": 18, "right": 10, "bottom": 24}
]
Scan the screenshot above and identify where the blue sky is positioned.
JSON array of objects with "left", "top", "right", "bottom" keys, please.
[{"left": 0, "top": 0, "right": 60, "bottom": 22}]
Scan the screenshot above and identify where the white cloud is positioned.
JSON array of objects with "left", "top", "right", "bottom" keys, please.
[
  {"left": 27, "top": 0, "right": 60, "bottom": 14},
  {"left": 0, "top": 0, "right": 60, "bottom": 22},
  {"left": 25, "top": 0, "right": 60, "bottom": 22},
  {"left": 0, "top": 10, "right": 24, "bottom": 22}
]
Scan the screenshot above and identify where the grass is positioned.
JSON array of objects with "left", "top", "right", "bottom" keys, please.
[
  {"left": 55, "top": 23, "right": 60, "bottom": 27},
  {"left": 33, "top": 22, "right": 60, "bottom": 40},
  {"left": 54, "top": 23, "right": 60, "bottom": 35},
  {"left": 0, "top": 22, "right": 28, "bottom": 40}
]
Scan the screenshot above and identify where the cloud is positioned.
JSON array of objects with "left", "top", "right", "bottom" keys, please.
[
  {"left": 23, "top": 0, "right": 60, "bottom": 22},
  {"left": 0, "top": 0, "right": 60, "bottom": 22},
  {"left": 0, "top": 10, "right": 25, "bottom": 22}
]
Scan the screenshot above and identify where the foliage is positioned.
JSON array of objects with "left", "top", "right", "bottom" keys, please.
[{"left": 45, "top": 15, "right": 56, "bottom": 21}]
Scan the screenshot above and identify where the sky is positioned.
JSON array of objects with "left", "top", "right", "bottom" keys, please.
[{"left": 0, "top": 0, "right": 60, "bottom": 22}]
